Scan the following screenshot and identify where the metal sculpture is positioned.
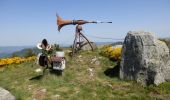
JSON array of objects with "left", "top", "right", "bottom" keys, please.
[{"left": 56, "top": 14, "right": 112, "bottom": 57}]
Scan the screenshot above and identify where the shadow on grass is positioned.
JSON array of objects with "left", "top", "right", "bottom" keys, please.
[
  {"left": 104, "top": 62, "right": 120, "bottom": 78},
  {"left": 29, "top": 75, "right": 44, "bottom": 80},
  {"left": 50, "top": 70, "right": 63, "bottom": 76},
  {"left": 29, "top": 68, "right": 63, "bottom": 80}
]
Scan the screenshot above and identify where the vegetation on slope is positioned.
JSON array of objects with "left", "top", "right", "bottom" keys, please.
[{"left": 0, "top": 49, "right": 170, "bottom": 100}]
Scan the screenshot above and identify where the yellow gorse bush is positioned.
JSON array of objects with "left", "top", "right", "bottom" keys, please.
[
  {"left": 0, "top": 56, "right": 36, "bottom": 66},
  {"left": 100, "top": 45, "right": 122, "bottom": 61}
]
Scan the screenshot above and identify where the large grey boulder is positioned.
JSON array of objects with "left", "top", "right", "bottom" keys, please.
[
  {"left": 120, "top": 31, "right": 170, "bottom": 86},
  {"left": 0, "top": 87, "right": 15, "bottom": 100}
]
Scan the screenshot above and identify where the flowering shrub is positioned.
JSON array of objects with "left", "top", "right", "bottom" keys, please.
[
  {"left": 100, "top": 45, "right": 122, "bottom": 61},
  {"left": 0, "top": 56, "right": 36, "bottom": 66}
]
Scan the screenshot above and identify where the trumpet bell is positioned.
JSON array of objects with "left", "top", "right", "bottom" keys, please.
[{"left": 57, "top": 15, "right": 73, "bottom": 31}]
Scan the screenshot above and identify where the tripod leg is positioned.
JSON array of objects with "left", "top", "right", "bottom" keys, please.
[
  {"left": 72, "top": 33, "right": 78, "bottom": 57},
  {"left": 80, "top": 33, "right": 94, "bottom": 51}
]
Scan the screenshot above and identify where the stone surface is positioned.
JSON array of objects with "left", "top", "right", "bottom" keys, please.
[
  {"left": 0, "top": 87, "right": 15, "bottom": 100},
  {"left": 120, "top": 31, "right": 170, "bottom": 86}
]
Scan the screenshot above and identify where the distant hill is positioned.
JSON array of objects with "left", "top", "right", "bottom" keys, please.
[
  {"left": 11, "top": 47, "right": 41, "bottom": 57},
  {"left": 165, "top": 37, "right": 170, "bottom": 41},
  {"left": 95, "top": 42, "right": 114, "bottom": 45},
  {"left": 0, "top": 46, "right": 33, "bottom": 54},
  {"left": 0, "top": 41, "right": 124, "bottom": 58},
  {"left": 0, "top": 46, "right": 34, "bottom": 58},
  {"left": 111, "top": 41, "right": 123, "bottom": 46},
  {"left": 166, "top": 37, "right": 170, "bottom": 39},
  {"left": 0, "top": 53, "right": 11, "bottom": 58},
  {"left": 55, "top": 42, "right": 120, "bottom": 47},
  {"left": 159, "top": 37, "right": 170, "bottom": 41}
]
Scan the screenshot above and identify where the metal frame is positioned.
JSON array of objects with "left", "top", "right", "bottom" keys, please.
[{"left": 72, "top": 25, "right": 94, "bottom": 57}]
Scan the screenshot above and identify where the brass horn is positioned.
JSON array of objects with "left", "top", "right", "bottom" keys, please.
[
  {"left": 56, "top": 15, "right": 97, "bottom": 32},
  {"left": 57, "top": 15, "right": 74, "bottom": 31},
  {"left": 56, "top": 14, "right": 112, "bottom": 31}
]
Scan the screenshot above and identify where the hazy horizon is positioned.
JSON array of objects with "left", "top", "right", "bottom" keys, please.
[{"left": 0, "top": 41, "right": 123, "bottom": 47}]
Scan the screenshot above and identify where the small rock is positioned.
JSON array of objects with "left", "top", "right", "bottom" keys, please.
[
  {"left": 32, "top": 88, "right": 47, "bottom": 100},
  {"left": 35, "top": 68, "right": 42, "bottom": 73},
  {"left": 98, "top": 57, "right": 102, "bottom": 59},
  {"left": 91, "top": 57, "right": 100, "bottom": 66},
  {"left": 0, "top": 87, "right": 15, "bottom": 100},
  {"left": 14, "top": 81, "right": 18, "bottom": 84},
  {"left": 28, "top": 85, "right": 33, "bottom": 90},
  {"left": 87, "top": 68, "right": 93, "bottom": 72},
  {"left": 51, "top": 94, "right": 60, "bottom": 100},
  {"left": 40, "top": 89, "right": 47, "bottom": 93},
  {"left": 95, "top": 61, "right": 100, "bottom": 66},
  {"left": 75, "top": 90, "right": 80, "bottom": 94},
  {"left": 87, "top": 68, "right": 94, "bottom": 77},
  {"left": 78, "top": 55, "right": 82, "bottom": 58},
  {"left": 91, "top": 57, "right": 97, "bottom": 63}
]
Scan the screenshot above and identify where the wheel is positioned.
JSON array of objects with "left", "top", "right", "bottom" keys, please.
[{"left": 39, "top": 55, "right": 48, "bottom": 67}]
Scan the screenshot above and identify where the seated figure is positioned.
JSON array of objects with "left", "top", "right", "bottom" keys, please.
[{"left": 36, "top": 39, "right": 65, "bottom": 71}]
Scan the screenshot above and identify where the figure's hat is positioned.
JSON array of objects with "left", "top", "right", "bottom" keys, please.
[{"left": 37, "top": 43, "right": 42, "bottom": 49}]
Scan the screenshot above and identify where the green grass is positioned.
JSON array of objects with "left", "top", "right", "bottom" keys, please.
[{"left": 0, "top": 50, "right": 170, "bottom": 100}]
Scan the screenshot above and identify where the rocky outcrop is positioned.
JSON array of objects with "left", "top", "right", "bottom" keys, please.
[
  {"left": 120, "top": 31, "right": 170, "bottom": 86},
  {"left": 0, "top": 87, "right": 15, "bottom": 100}
]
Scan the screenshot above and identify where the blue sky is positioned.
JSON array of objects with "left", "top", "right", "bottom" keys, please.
[{"left": 0, "top": 0, "right": 170, "bottom": 46}]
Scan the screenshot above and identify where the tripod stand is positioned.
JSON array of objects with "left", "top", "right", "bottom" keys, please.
[{"left": 72, "top": 25, "right": 94, "bottom": 57}]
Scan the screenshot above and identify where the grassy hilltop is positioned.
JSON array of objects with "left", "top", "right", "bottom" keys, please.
[{"left": 0, "top": 50, "right": 170, "bottom": 100}]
